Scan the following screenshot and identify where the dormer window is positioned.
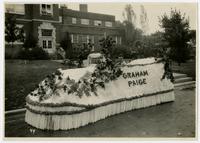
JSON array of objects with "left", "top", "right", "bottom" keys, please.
[{"left": 40, "top": 4, "right": 53, "bottom": 16}]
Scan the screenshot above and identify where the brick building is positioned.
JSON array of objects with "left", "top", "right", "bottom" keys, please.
[{"left": 5, "top": 4, "right": 124, "bottom": 54}]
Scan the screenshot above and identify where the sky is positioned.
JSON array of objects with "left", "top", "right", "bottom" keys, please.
[{"left": 63, "top": 3, "right": 197, "bottom": 34}]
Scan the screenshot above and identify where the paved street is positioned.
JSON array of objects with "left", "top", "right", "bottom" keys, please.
[{"left": 5, "top": 88, "right": 195, "bottom": 138}]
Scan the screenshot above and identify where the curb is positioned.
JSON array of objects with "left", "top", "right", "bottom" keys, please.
[{"left": 5, "top": 108, "right": 26, "bottom": 116}]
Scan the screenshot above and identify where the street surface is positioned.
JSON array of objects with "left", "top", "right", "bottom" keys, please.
[{"left": 5, "top": 88, "right": 195, "bottom": 138}]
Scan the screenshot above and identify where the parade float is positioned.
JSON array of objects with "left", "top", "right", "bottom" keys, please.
[{"left": 25, "top": 53, "right": 175, "bottom": 130}]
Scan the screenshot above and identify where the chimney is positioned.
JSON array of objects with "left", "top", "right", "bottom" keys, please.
[{"left": 79, "top": 4, "right": 88, "bottom": 12}]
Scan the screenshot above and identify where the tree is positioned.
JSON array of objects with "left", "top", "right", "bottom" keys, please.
[
  {"left": 112, "top": 45, "right": 132, "bottom": 59},
  {"left": 159, "top": 9, "right": 191, "bottom": 65},
  {"left": 77, "top": 40, "right": 93, "bottom": 68},
  {"left": 187, "top": 30, "right": 196, "bottom": 59},
  {"left": 140, "top": 31, "right": 168, "bottom": 57},
  {"left": 60, "top": 32, "right": 73, "bottom": 59},
  {"left": 122, "top": 4, "right": 143, "bottom": 46},
  {"left": 23, "top": 34, "right": 37, "bottom": 48},
  {"left": 122, "top": 4, "right": 137, "bottom": 26},
  {"left": 140, "top": 5, "right": 149, "bottom": 34},
  {"left": 5, "top": 14, "right": 24, "bottom": 48},
  {"left": 18, "top": 34, "right": 49, "bottom": 60},
  {"left": 99, "top": 36, "right": 116, "bottom": 59}
]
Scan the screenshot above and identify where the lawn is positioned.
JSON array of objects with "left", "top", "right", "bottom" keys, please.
[
  {"left": 5, "top": 60, "right": 69, "bottom": 111},
  {"left": 171, "top": 60, "right": 196, "bottom": 80}
]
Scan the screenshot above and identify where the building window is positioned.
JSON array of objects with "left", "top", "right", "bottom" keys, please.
[
  {"left": 48, "top": 40, "right": 52, "bottom": 48},
  {"left": 81, "top": 35, "right": 87, "bottom": 43},
  {"left": 71, "top": 34, "right": 78, "bottom": 43},
  {"left": 118, "top": 37, "right": 122, "bottom": 45},
  {"left": 70, "top": 34, "right": 73, "bottom": 43},
  {"left": 71, "top": 34, "right": 95, "bottom": 44},
  {"left": 42, "top": 40, "right": 52, "bottom": 49},
  {"left": 40, "top": 4, "right": 53, "bottom": 15},
  {"left": 78, "top": 35, "right": 87, "bottom": 43},
  {"left": 5, "top": 4, "right": 25, "bottom": 14},
  {"left": 87, "top": 35, "right": 90, "bottom": 43},
  {"left": 105, "top": 21, "right": 112, "bottom": 27},
  {"left": 94, "top": 20, "right": 102, "bottom": 26},
  {"left": 59, "top": 16, "right": 62, "bottom": 22},
  {"left": 74, "top": 35, "right": 78, "bottom": 43},
  {"left": 41, "top": 29, "right": 52, "bottom": 36},
  {"left": 115, "top": 36, "right": 122, "bottom": 45},
  {"left": 38, "top": 22, "right": 56, "bottom": 51},
  {"left": 41, "top": 29, "right": 53, "bottom": 49},
  {"left": 43, "top": 40, "right": 47, "bottom": 49},
  {"left": 81, "top": 19, "right": 89, "bottom": 25},
  {"left": 72, "top": 18, "right": 77, "bottom": 24},
  {"left": 115, "top": 36, "right": 118, "bottom": 44}
]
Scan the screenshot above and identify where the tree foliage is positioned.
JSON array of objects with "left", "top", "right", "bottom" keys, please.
[
  {"left": 19, "top": 34, "right": 49, "bottom": 60},
  {"left": 141, "top": 32, "right": 168, "bottom": 56},
  {"left": 5, "top": 14, "right": 25, "bottom": 48},
  {"left": 60, "top": 32, "right": 73, "bottom": 59},
  {"left": 122, "top": 4, "right": 143, "bottom": 46},
  {"left": 76, "top": 40, "right": 93, "bottom": 67},
  {"left": 99, "top": 36, "right": 134, "bottom": 59},
  {"left": 159, "top": 9, "right": 191, "bottom": 64},
  {"left": 99, "top": 36, "right": 116, "bottom": 59},
  {"left": 112, "top": 45, "right": 132, "bottom": 59},
  {"left": 122, "top": 4, "right": 137, "bottom": 25},
  {"left": 140, "top": 5, "right": 149, "bottom": 34},
  {"left": 23, "top": 34, "right": 37, "bottom": 48}
]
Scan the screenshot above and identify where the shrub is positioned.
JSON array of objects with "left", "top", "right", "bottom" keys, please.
[
  {"left": 5, "top": 44, "right": 23, "bottom": 59},
  {"left": 18, "top": 46, "right": 49, "bottom": 60},
  {"left": 99, "top": 36, "right": 116, "bottom": 59},
  {"left": 17, "top": 34, "right": 50, "bottom": 60},
  {"left": 60, "top": 32, "right": 73, "bottom": 59},
  {"left": 112, "top": 45, "right": 133, "bottom": 59}
]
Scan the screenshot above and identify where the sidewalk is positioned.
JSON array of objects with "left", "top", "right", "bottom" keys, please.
[{"left": 5, "top": 88, "right": 195, "bottom": 138}]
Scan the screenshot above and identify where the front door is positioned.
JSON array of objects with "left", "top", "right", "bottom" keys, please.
[
  {"left": 42, "top": 38, "right": 52, "bottom": 49},
  {"left": 38, "top": 22, "right": 56, "bottom": 54}
]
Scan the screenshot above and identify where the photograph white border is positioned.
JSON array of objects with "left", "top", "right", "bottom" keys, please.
[{"left": 0, "top": 0, "right": 199, "bottom": 142}]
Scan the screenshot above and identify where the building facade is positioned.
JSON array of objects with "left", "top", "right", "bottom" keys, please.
[{"left": 5, "top": 4, "right": 124, "bottom": 54}]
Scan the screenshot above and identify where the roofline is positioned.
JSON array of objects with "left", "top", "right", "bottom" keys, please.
[
  {"left": 65, "top": 8, "right": 115, "bottom": 17},
  {"left": 60, "top": 7, "right": 115, "bottom": 21}
]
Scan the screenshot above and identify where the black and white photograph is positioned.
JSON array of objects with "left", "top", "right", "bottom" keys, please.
[{"left": 2, "top": 0, "right": 198, "bottom": 140}]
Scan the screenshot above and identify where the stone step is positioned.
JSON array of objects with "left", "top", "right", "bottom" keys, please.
[
  {"left": 173, "top": 73, "right": 188, "bottom": 79},
  {"left": 174, "top": 81, "right": 195, "bottom": 88},
  {"left": 174, "top": 77, "right": 193, "bottom": 84}
]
